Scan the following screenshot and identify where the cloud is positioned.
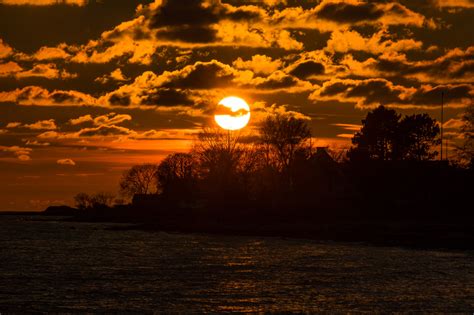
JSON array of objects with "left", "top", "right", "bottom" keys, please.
[
  {"left": 24, "top": 139, "right": 50, "bottom": 146},
  {"left": 250, "top": 101, "right": 311, "bottom": 124},
  {"left": 1, "top": 0, "right": 86, "bottom": 5},
  {"left": 337, "top": 133, "right": 355, "bottom": 139},
  {"left": 145, "top": 0, "right": 287, "bottom": 48},
  {"left": 57, "top": 158, "right": 76, "bottom": 166},
  {"left": 100, "top": 60, "right": 312, "bottom": 108},
  {"left": 0, "top": 145, "right": 32, "bottom": 161},
  {"left": 24, "top": 119, "right": 57, "bottom": 130},
  {"left": 92, "top": 113, "right": 132, "bottom": 126},
  {"left": 283, "top": 49, "right": 347, "bottom": 80},
  {"left": 70, "top": 15, "right": 159, "bottom": 65},
  {"left": 443, "top": 118, "right": 465, "bottom": 129},
  {"left": 59, "top": 1, "right": 303, "bottom": 65},
  {"left": 232, "top": 55, "right": 283, "bottom": 75},
  {"left": 69, "top": 113, "right": 132, "bottom": 131},
  {"left": 332, "top": 123, "right": 362, "bottom": 131},
  {"left": 0, "top": 86, "right": 96, "bottom": 106},
  {"left": 95, "top": 68, "right": 129, "bottom": 84},
  {"left": 6, "top": 122, "right": 22, "bottom": 128},
  {"left": 432, "top": 0, "right": 474, "bottom": 9},
  {"left": 76, "top": 124, "right": 135, "bottom": 137},
  {"left": 13, "top": 63, "right": 77, "bottom": 80},
  {"left": 131, "top": 128, "right": 198, "bottom": 140},
  {"left": 288, "top": 60, "right": 326, "bottom": 79},
  {"left": 0, "top": 60, "right": 76, "bottom": 80},
  {"left": 296, "top": 46, "right": 474, "bottom": 84},
  {"left": 325, "top": 29, "right": 423, "bottom": 54},
  {"left": 316, "top": 0, "right": 385, "bottom": 23},
  {"left": 370, "top": 47, "right": 474, "bottom": 84},
  {"left": 0, "top": 61, "right": 23, "bottom": 76},
  {"left": 69, "top": 114, "right": 93, "bottom": 125},
  {"left": 309, "top": 78, "right": 473, "bottom": 109},
  {"left": 272, "top": 0, "right": 434, "bottom": 31},
  {"left": 337, "top": 1, "right": 433, "bottom": 28},
  {"left": 158, "top": 59, "right": 310, "bottom": 92},
  {"left": 37, "top": 124, "right": 136, "bottom": 140},
  {"left": 17, "top": 0, "right": 434, "bottom": 67},
  {"left": 0, "top": 39, "right": 14, "bottom": 59},
  {"left": 32, "top": 45, "right": 71, "bottom": 61}
]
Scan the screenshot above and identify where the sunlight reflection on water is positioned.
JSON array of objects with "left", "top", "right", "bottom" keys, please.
[{"left": 0, "top": 216, "right": 473, "bottom": 313}]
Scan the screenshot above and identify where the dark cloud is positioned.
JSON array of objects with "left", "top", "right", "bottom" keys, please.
[
  {"left": 411, "top": 84, "right": 473, "bottom": 106},
  {"left": 162, "top": 61, "right": 236, "bottom": 89},
  {"left": 311, "top": 78, "right": 473, "bottom": 109},
  {"left": 255, "top": 71, "right": 304, "bottom": 90},
  {"left": 156, "top": 26, "right": 218, "bottom": 43},
  {"left": 289, "top": 60, "right": 325, "bottom": 79},
  {"left": 0, "top": 1, "right": 144, "bottom": 52},
  {"left": 146, "top": 0, "right": 265, "bottom": 44},
  {"left": 109, "top": 93, "right": 131, "bottom": 106},
  {"left": 317, "top": 1, "right": 384, "bottom": 23},
  {"left": 215, "top": 106, "right": 249, "bottom": 116},
  {"left": 370, "top": 47, "right": 474, "bottom": 83},
  {"left": 150, "top": 0, "right": 221, "bottom": 28},
  {"left": 140, "top": 89, "right": 193, "bottom": 106}
]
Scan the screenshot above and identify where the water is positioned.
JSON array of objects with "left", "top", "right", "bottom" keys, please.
[{"left": 0, "top": 216, "right": 473, "bottom": 313}]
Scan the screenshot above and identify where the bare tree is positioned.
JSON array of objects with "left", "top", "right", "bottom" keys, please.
[
  {"left": 91, "top": 192, "right": 115, "bottom": 208},
  {"left": 119, "top": 164, "right": 159, "bottom": 198},
  {"left": 259, "top": 113, "right": 312, "bottom": 171},
  {"left": 74, "top": 192, "right": 93, "bottom": 210},
  {"left": 193, "top": 127, "right": 245, "bottom": 178},
  {"left": 74, "top": 192, "right": 115, "bottom": 209}
]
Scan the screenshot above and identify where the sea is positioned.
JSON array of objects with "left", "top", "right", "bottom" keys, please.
[{"left": 0, "top": 215, "right": 473, "bottom": 313}]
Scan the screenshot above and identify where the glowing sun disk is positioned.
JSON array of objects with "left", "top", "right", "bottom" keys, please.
[{"left": 214, "top": 96, "right": 250, "bottom": 131}]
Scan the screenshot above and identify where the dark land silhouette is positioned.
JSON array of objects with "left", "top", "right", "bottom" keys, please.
[{"left": 31, "top": 105, "right": 474, "bottom": 249}]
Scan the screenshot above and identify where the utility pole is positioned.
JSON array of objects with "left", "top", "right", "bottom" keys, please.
[{"left": 440, "top": 92, "right": 444, "bottom": 161}]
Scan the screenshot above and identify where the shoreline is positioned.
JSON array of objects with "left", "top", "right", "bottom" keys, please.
[
  {"left": 111, "top": 220, "right": 474, "bottom": 251},
  {"left": 2, "top": 211, "right": 473, "bottom": 251}
]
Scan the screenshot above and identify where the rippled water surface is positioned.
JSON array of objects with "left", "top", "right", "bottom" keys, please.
[{"left": 0, "top": 216, "right": 473, "bottom": 313}]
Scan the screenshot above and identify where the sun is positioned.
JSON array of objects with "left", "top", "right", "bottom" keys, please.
[{"left": 214, "top": 96, "right": 251, "bottom": 131}]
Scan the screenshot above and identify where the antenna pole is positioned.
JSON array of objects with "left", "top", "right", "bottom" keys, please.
[
  {"left": 446, "top": 139, "right": 449, "bottom": 161},
  {"left": 440, "top": 92, "right": 444, "bottom": 161}
]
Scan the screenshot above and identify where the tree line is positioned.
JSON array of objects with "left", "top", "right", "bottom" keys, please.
[{"left": 74, "top": 105, "right": 473, "bottom": 217}]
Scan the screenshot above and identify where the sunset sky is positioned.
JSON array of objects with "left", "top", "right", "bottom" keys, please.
[{"left": 0, "top": 0, "right": 473, "bottom": 210}]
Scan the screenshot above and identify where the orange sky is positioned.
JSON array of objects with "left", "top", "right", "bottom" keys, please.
[{"left": 0, "top": 0, "right": 473, "bottom": 210}]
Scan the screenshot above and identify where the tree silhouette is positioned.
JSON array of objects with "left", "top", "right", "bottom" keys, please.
[
  {"left": 91, "top": 192, "right": 115, "bottom": 208},
  {"left": 74, "top": 192, "right": 93, "bottom": 210},
  {"left": 259, "top": 113, "right": 311, "bottom": 171},
  {"left": 157, "top": 153, "right": 199, "bottom": 200},
  {"left": 119, "top": 164, "right": 159, "bottom": 198},
  {"left": 350, "top": 106, "right": 400, "bottom": 161},
  {"left": 397, "top": 114, "right": 440, "bottom": 161},
  {"left": 74, "top": 192, "right": 115, "bottom": 210},
  {"left": 349, "top": 107, "right": 440, "bottom": 162},
  {"left": 190, "top": 128, "right": 247, "bottom": 204},
  {"left": 459, "top": 104, "right": 474, "bottom": 166}
]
